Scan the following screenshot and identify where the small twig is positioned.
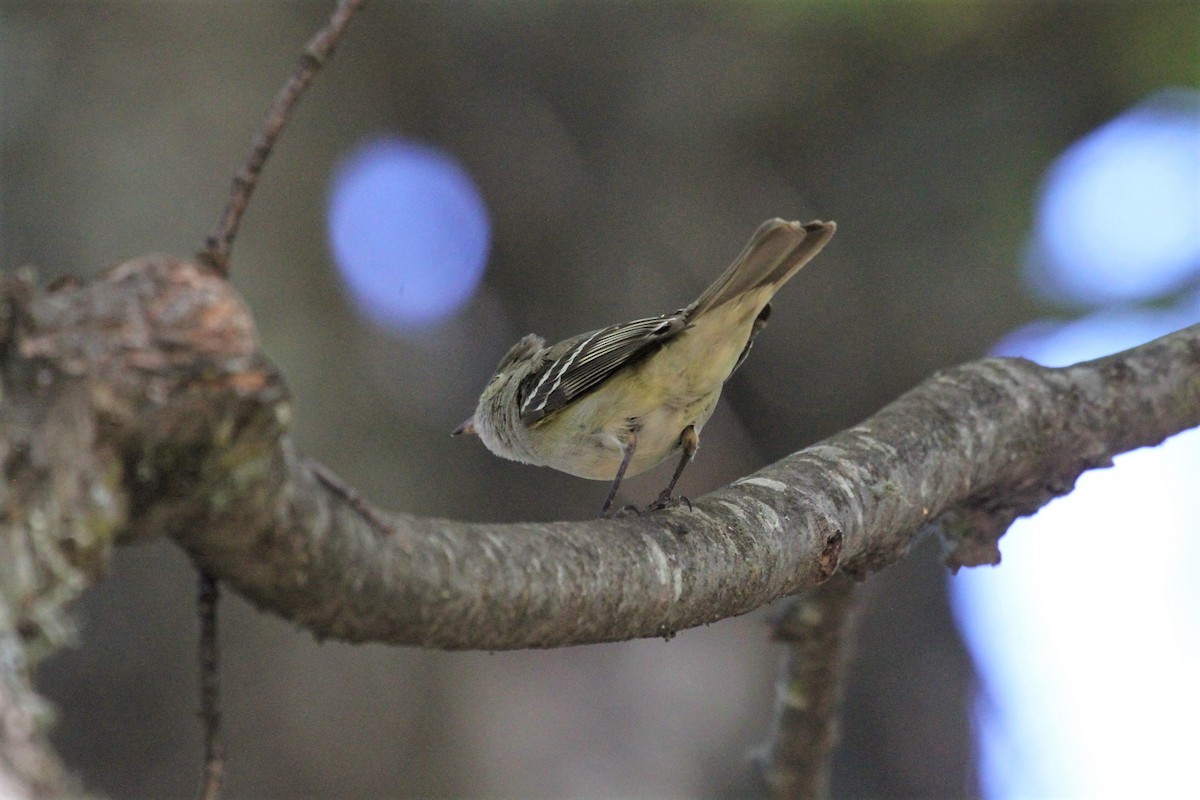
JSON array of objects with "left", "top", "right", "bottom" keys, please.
[
  {"left": 199, "top": 0, "right": 367, "bottom": 275},
  {"left": 756, "top": 573, "right": 863, "bottom": 800},
  {"left": 197, "top": 570, "right": 224, "bottom": 800},
  {"left": 307, "top": 457, "right": 396, "bottom": 536}
]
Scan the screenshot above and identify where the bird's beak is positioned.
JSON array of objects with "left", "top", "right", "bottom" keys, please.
[{"left": 452, "top": 417, "right": 476, "bottom": 436}]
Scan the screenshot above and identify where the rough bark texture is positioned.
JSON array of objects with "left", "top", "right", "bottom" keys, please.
[
  {"left": 2, "top": 255, "right": 1200, "bottom": 793},
  {"left": 0, "top": 259, "right": 264, "bottom": 798},
  {"left": 5, "top": 257, "right": 1200, "bottom": 651}
]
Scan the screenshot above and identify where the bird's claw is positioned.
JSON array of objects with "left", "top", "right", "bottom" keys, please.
[{"left": 646, "top": 492, "right": 692, "bottom": 513}]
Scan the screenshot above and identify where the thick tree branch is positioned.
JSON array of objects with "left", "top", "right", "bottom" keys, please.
[
  {"left": 0, "top": 272, "right": 121, "bottom": 798},
  {"left": 3, "top": 257, "right": 1200, "bottom": 656}
]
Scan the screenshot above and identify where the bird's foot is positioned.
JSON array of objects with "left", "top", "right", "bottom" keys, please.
[{"left": 646, "top": 491, "right": 692, "bottom": 513}]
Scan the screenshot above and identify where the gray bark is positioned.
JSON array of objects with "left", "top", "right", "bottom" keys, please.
[{"left": 2, "top": 255, "right": 1199, "bottom": 793}]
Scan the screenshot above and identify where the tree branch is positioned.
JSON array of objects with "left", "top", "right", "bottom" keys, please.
[
  {"left": 755, "top": 573, "right": 862, "bottom": 800},
  {"left": 196, "top": 571, "right": 223, "bottom": 800},
  {"left": 3, "top": 256, "right": 1200, "bottom": 655},
  {"left": 199, "top": 0, "right": 367, "bottom": 275}
]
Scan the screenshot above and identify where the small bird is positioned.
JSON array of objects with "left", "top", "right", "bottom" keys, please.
[{"left": 454, "top": 218, "right": 836, "bottom": 514}]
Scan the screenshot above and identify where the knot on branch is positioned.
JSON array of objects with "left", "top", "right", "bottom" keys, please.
[
  {"left": 15, "top": 254, "right": 259, "bottom": 382},
  {"left": 1, "top": 254, "right": 288, "bottom": 551}
]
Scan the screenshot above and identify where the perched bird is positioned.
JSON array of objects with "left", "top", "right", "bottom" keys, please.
[{"left": 454, "top": 218, "right": 836, "bottom": 514}]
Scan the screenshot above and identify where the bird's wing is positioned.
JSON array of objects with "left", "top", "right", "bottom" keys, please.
[{"left": 519, "top": 312, "right": 687, "bottom": 426}]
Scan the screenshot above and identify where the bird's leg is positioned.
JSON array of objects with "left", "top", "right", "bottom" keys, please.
[
  {"left": 649, "top": 425, "right": 698, "bottom": 511},
  {"left": 600, "top": 430, "right": 639, "bottom": 516}
]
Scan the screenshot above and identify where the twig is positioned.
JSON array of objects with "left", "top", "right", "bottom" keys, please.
[
  {"left": 197, "top": 570, "right": 224, "bottom": 800},
  {"left": 199, "top": 0, "right": 367, "bottom": 275},
  {"left": 755, "top": 573, "right": 862, "bottom": 800},
  {"left": 307, "top": 457, "right": 396, "bottom": 536},
  {"left": 196, "top": 2, "right": 361, "bottom": 781}
]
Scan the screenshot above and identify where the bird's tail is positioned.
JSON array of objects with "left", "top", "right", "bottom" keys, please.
[{"left": 689, "top": 219, "right": 836, "bottom": 319}]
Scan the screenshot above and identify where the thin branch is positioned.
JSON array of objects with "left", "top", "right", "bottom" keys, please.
[
  {"left": 755, "top": 574, "right": 862, "bottom": 800},
  {"left": 199, "top": 0, "right": 367, "bottom": 275},
  {"left": 197, "top": 571, "right": 223, "bottom": 800},
  {"left": 4, "top": 257, "right": 1200, "bottom": 653}
]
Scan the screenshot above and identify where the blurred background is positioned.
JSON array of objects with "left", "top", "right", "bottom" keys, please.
[{"left": 3, "top": 1, "right": 1199, "bottom": 797}]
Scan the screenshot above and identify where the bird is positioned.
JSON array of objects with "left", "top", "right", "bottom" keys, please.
[{"left": 453, "top": 218, "right": 836, "bottom": 514}]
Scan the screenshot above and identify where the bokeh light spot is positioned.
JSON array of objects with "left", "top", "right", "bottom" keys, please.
[
  {"left": 957, "top": 309, "right": 1200, "bottom": 800},
  {"left": 328, "top": 138, "right": 490, "bottom": 329},
  {"left": 1031, "top": 89, "right": 1200, "bottom": 305},
  {"left": 961, "top": 91, "right": 1200, "bottom": 799}
]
